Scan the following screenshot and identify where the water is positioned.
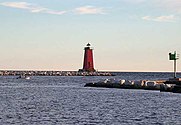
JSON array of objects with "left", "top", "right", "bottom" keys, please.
[{"left": 0, "top": 72, "right": 181, "bottom": 125}]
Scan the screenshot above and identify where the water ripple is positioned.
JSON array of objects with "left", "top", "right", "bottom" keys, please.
[{"left": 0, "top": 74, "right": 181, "bottom": 124}]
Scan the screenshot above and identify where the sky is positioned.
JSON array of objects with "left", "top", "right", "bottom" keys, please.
[{"left": 0, "top": 0, "right": 181, "bottom": 72}]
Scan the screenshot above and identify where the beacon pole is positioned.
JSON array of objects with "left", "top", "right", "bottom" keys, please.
[{"left": 174, "top": 58, "right": 176, "bottom": 78}]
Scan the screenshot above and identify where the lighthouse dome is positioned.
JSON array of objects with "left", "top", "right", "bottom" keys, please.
[{"left": 87, "top": 43, "right": 91, "bottom": 46}]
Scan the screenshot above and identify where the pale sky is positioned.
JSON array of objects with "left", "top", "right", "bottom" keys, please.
[{"left": 0, "top": 0, "right": 181, "bottom": 72}]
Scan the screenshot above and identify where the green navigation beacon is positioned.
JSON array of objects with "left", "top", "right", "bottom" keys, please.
[{"left": 169, "top": 51, "right": 179, "bottom": 78}]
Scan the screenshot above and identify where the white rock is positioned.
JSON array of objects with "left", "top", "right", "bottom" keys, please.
[
  {"left": 145, "top": 81, "right": 157, "bottom": 87},
  {"left": 120, "top": 79, "right": 126, "bottom": 85}
]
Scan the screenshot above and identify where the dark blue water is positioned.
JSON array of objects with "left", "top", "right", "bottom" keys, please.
[{"left": 0, "top": 72, "right": 181, "bottom": 125}]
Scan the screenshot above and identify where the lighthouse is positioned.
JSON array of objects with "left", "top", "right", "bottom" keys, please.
[{"left": 79, "top": 43, "right": 96, "bottom": 72}]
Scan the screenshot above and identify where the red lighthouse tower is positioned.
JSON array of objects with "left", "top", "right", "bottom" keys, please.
[{"left": 80, "top": 43, "right": 95, "bottom": 72}]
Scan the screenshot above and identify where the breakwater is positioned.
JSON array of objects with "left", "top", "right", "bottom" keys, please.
[
  {"left": 0, "top": 70, "right": 113, "bottom": 76},
  {"left": 84, "top": 79, "right": 181, "bottom": 93}
]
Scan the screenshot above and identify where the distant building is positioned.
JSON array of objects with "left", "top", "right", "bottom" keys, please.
[{"left": 79, "top": 43, "right": 96, "bottom": 72}]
